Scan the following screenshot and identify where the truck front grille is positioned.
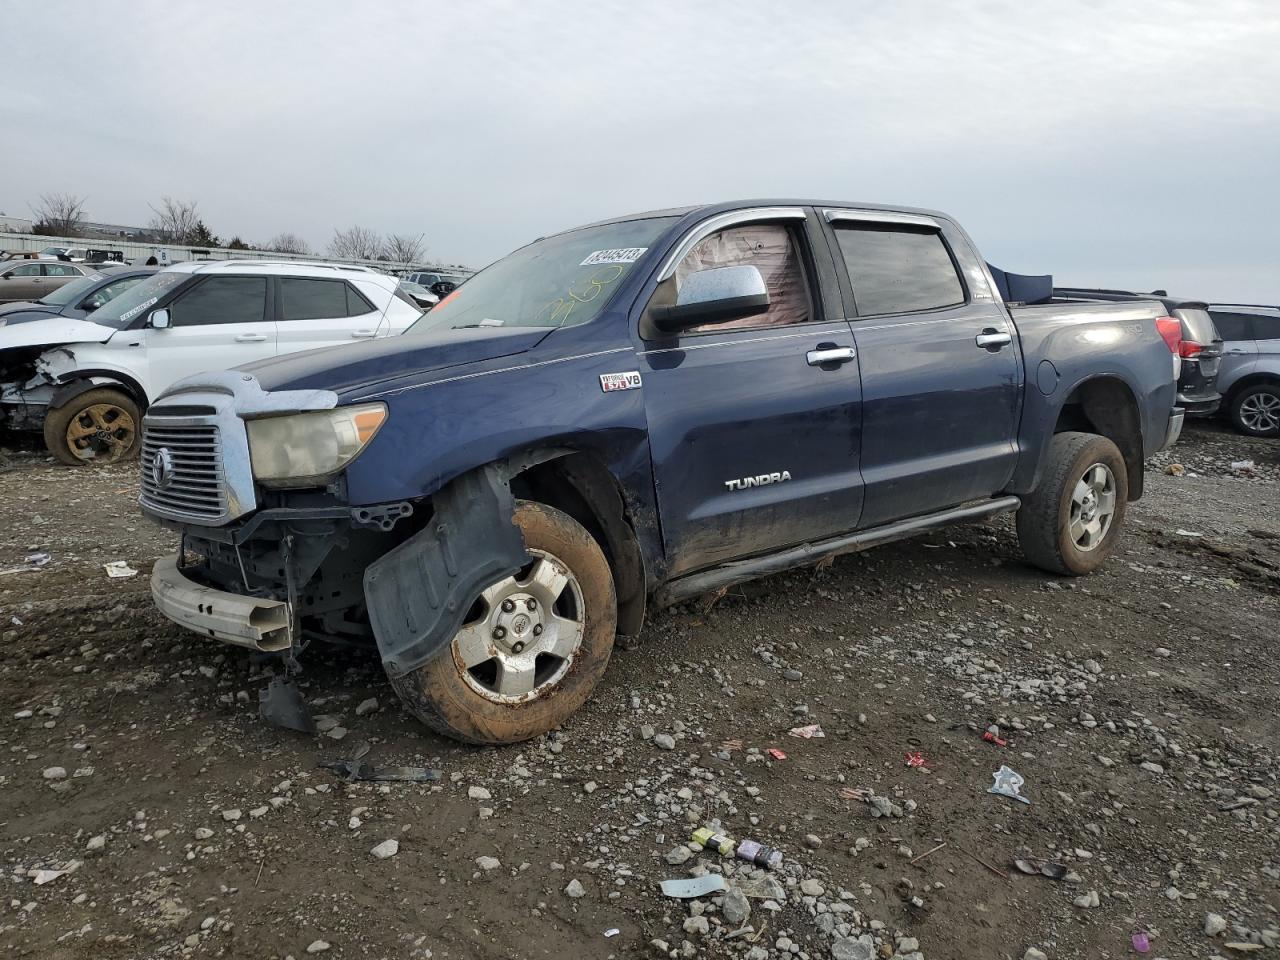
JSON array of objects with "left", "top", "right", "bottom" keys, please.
[{"left": 139, "top": 422, "right": 229, "bottom": 523}]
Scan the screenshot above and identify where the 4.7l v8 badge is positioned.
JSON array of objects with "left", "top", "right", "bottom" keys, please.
[{"left": 600, "top": 371, "right": 642, "bottom": 392}]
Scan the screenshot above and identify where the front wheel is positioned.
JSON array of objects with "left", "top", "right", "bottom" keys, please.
[
  {"left": 1229, "top": 383, "right": 1280, "bottom": 437},
  {"left": 389, "top": 500, "right": 617, "bottom": 745},
  {"left": 43, "top": 387, "right": 142, "bottom": 466},
  {"left": 1016, "top": 432, "right": 1128, "bottom": 576}
]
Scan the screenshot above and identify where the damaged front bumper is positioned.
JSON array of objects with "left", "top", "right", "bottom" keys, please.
[{"left": 151, "top": 553, "right": 293, "bottom": 652}]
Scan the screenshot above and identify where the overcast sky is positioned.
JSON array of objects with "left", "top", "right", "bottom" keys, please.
[{"left": 3, "top": 0, "right": 1278, "bottom": 300}]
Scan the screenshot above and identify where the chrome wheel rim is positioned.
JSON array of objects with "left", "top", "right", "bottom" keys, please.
[
  {"left": 66, "top": 403, "right": 136, "bottom": 462},
  {"left": 1239, "top": 391, "right": 1280, "bottom": 432},
  {"left": 451, "top": 549, "right": 585, "bottom": 703},
  {"left": 1069, "top": 462, "right": 1116, "bottom": 552}
]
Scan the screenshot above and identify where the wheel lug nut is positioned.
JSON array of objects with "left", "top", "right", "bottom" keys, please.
[
  {"left": 526, "top": 598, "right": 536, "bottom": 610},
  {"left": 533, "top": 624, "right": 543, "bottom": 636},
  {"left": 492, "top": 626, "right": 506, "bottom": 640},
  {"left": 511, "top": 640, "right": 526, "bottom": 653},
  {"left": 502, "top": 599, "right": 516, "bottom": 613}
]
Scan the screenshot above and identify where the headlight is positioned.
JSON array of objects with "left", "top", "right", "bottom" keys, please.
[{"left": 246, "top": 403, "right": 387, "bottom": 488}]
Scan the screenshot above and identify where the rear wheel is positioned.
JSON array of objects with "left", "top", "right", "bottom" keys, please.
[
  {"left": 1229, "top": 383, "right": 1280, "bottom": 437},
  {"left": 1016, "top": 432, "right": 1128, "bottom": 576},
  {"left": 389, "top": 500, "right": 617, "bottom": 745},
  {"left": 43, "top": 388, "right": 142, "bottom": 466}
]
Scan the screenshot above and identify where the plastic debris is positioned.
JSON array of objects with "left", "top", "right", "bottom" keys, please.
[
  {"left": 736, "top": 838, "right": 783, "bottom": 870},
  {"left": 1175, "top": 529, "right": 1203, "bottom": 538},
  {"left": 1164, "top": 462, "right": 1186, "bottom": 476},
  {"left": 787, "top": 724, "right": 825, "bottom": 739},
  {"left": 987, "top": 764, "right": 1031, "bottom": 804},
  {"left": 765, "top": 748, "right": 787, "bottom": 761},
  {"left": 320, "top": 757, "right": 442, "bottom": 783},
  {"left": 720, "top": 738, "right": 744, "bottom": 752},
  {"left": 1231, "top": 459, "right": 1255, "bottom": 472},
  {"left": 838, "top": 786, "right": 873, "bottom": 801},
  {"left": 691, "top": 827, "right": 735, "bottom": 855},
  {"left": 660, "top": 874, "right": 728, "bottom": 898},
  {"left": 904, "top": 751, "right": 930, "bottom": 768},
  {"left": 24, "top": 552, "right": 50, "bottom": 567},
  {"left": 103, "top": 560, "right": 138, "bottom": 578},
  {"left": 603, "top": 928, "right": 620, "bottom": 938},
  {"left": 1131, "top": 930, "right": 1151, "bottom": 953},
  {"left": 982, "top": 724, "right": 1008, "bottom": 747},
  {"left": 1013, "top": 858, "right": 1067, "bottom": 880}
]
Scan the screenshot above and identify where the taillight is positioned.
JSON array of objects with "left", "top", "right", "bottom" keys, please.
[
  {"left": 1155, "top": 316, "right": 1182, "bottom": 354},
  {"left": 1178, "top": 340, "right": 1202, "bottom": 358}
]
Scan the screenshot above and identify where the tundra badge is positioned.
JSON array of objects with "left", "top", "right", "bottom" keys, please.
[
  {"left": 725, "top": 471, "right": 792, "bottom": 491},
  {"left": 600, "top": 371, "right": 642, "bottom": 392}
]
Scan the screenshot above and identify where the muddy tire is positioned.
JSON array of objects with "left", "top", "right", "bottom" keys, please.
[
  {"left": 390, "top": 500, "right": 617, "bottom": 745},
  {"left": 1229, "top": 383, "right": 1280, "bottom": 437},
  {"left": 1016, "top": 431, "right": 1128, "bottom": 576},
  {"left": 43, "top": 388, "right": 142, "bottom": 467}
]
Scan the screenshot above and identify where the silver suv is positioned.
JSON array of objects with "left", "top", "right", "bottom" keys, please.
[{"left": 1209, "top": 304, "right": 1280, "bottom": 437}]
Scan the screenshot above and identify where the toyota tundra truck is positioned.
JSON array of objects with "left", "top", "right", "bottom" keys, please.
[{"left": 136, "top": 200, "right": 1184, "bottom": 744}]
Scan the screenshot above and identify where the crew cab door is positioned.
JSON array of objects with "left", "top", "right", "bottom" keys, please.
[
  {"left": 821, "top": 210, "right": 1021, "bottom": 527},
  {"left": 274, "top": 277, "right": 388, "bottom": 354},
  {"left": 637, "top": 209, "right": 864, "bottom": 578},
  {"left": 143, "top": 275, "right": 275, "bottom": 393}
]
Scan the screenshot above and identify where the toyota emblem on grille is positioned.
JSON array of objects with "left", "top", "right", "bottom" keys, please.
[{"left": 152, "top": 447, "right": 175, "bottom": 490}]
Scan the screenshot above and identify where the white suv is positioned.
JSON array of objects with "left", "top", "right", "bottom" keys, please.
[{"left": 0, "top": 260, "right": 422, "bottom": 465}]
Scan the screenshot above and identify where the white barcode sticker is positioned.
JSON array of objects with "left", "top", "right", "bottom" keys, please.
[{"left": 581, "top": 247, "right": 647, "bottom": 266}]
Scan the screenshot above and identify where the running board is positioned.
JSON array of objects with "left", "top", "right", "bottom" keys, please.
[{"left": 655, "top": 496, "right": 1021, "bottom": 606}]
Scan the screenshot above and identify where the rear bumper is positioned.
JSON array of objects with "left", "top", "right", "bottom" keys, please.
[
  {"left": 1177, "top": 392, "right": 1221, "bottom": 416},
  {"left": 1161, "top": 407, "right": 1185, "bottom": 450},
  {"left": 150, "top": 553, "right": 292, "bottom": 652}
]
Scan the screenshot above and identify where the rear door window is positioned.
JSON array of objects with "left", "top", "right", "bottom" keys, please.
[
  {"left": 44, "top": 263, "right": 80, "bottom": 277},
  {"left": 281, "top": 278, "right": 349, "bottom": 320},
  {"left": 170, "top": 277, "right": 268, "bottom": 326},
  {"left": 1209, "top": 311, "right": 1257, "bottom": 341},
  {"left": 833, "top": 226, "right": 965, "bottom": 316},
  {"left": 1253, "top": 313, "right": 1280, "bottom": 341}
]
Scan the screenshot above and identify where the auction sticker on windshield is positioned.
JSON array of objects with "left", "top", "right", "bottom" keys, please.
[{"left": 581, "top": 248, "right": 647, "bottom": 266}]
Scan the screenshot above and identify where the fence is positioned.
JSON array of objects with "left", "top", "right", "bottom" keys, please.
[{"left": 0, "top": 231, "right": 465, "bottom": 275}]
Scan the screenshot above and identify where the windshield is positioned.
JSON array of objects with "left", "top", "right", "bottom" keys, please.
[
  {"left": 39, "top": 246, "right": 68, "bottom": 256},
  {"left": 38, "top": 273, "right": 107, "bottom": 307},
  {"left": 408, "top": 217, "right": 676, "bottom": 334},
  {"left": 401, "top": 282, "right": 432, "bottom": 296},
  {"left": 88, "top": 271, "right": 188, "bottom": 329}
]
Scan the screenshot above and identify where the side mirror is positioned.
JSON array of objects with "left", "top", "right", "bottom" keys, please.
[
  {"left": 150, "top": 308, "right": 171, "bottom": 329},
  {"left": 650, "top": 265, "right": 770, "bottom": 334}
]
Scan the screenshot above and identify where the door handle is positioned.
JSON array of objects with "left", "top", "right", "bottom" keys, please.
[
  {"left": 806, "top": 346, "right": 857, "bottom": 366},
  {"left": 976, "top": 330, "right": 1012, "bottom": 349},
  {"left": 235, "top": 333, "right": 268, "bottom": 343},
  {"left": 350, "top": 329, "right": 377, "bottom": 339}
]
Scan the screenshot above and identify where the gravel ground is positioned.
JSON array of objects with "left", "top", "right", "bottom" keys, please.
[{"left": 0, "top": 421, "right": 1277, "bottom": 960}]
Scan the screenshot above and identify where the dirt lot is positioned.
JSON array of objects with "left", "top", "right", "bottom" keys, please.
[{"left": 1, "top": 422, "right": 1277, "bottom": 960}]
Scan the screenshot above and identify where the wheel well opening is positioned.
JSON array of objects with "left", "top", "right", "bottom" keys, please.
[
  {"left": 1055, "top": 378, "right": 1144, "bottom": 501},
  {"left": 51, "top": 373, "right": 149, "bottom": 412},
  {"left": 1226, "top": 374, "right": 1280, "bottom": 404},
  {"left": 509, "top": 452, "right": 647, "bottom": 637}
]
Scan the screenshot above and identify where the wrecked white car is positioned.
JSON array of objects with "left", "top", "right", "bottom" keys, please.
[{"left": 0, "top": 260, "right": 422, "bottom": 465}]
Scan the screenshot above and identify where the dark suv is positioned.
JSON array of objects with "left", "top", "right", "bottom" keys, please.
[{"left": 1055, "top": 288, "right": 1223, "bottom": 415}]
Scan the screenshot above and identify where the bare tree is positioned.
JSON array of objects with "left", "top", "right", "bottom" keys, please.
[
  {"left": 266, "top": 232, "right": 312, "bottom": 256},
  {"left": 30, "top": 193, "right": 88, "bottom": 237},
  {"left": 328, "top": 225, "right": 384, "bottom": 261},
  {"left": 383, "top": 233, "right": 426, "bottom": 266},
  {"left": 148, "top": 197, "right": 202, "bottom": 244}
]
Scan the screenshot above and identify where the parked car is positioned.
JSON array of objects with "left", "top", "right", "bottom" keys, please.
[
  {"left": 0, "top": 260, "right": 422, "bottom": 465},
  {"left": 136, "top": 199, "right": 1184, "bottom": 744},
  {"left": 0, "top": 267, "right": 154, "bottom": 328},
  {"left": 398, "top": 280, "right": 439, "bottom": 310},
  {"left": 405, "top": 269, "right": 466, "bottom": 289},
  {"left": 38, "top": 245, "right": 88, "bottom": 262},
  {"left": 1208, "top": 303, "right": 1280, "bottom": 437},
  {"left": 0, "top": 259, "right": 101, "bottom": 303},
  {"left": 1055, "top": 288, "right": 1222, "bottom": 416}
]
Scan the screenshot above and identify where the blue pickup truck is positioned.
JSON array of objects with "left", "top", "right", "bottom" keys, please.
[{"left": 137, "top": 200, "right": 1184, "bottom": 744}]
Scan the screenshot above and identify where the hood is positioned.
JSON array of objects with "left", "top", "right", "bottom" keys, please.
[
  {"left": 0, "top": 301, "right": 60, "bottom": 326},
  {"left": 243, "top": 326, "right": 552, "bottom": 394},
  {"left": 0, "top": 317, "right": 116, "bottom": 351}
]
